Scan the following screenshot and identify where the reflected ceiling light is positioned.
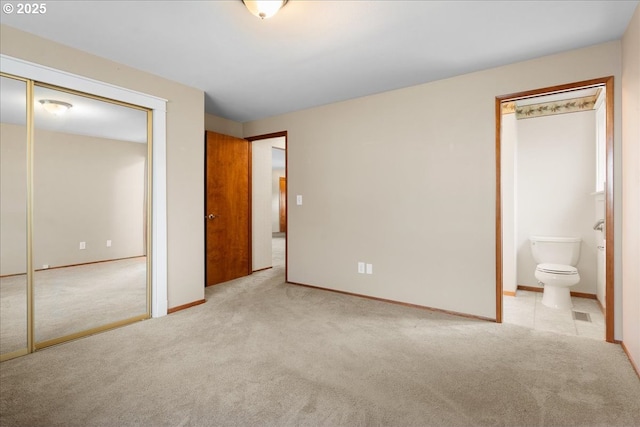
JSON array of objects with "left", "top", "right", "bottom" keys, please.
[
  {"left": 242, "top": 0, "right": 288, "bottom": 19},
  {"left": 39, "top": 99, "right": 72, "bottom": 116}
]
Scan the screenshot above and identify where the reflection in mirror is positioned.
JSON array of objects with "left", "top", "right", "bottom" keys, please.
[
  {"left": 0, "top": 76, "right": 29, "bottom": 357},
  {"left": 32, "top": 85, "right": 149, "bottom": 345}
]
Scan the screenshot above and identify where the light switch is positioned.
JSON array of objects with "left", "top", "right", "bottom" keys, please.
[
  {"left": 366, "top": 264, "right": 373, "bottom": 275},
  {"left": 79, "top": 241, "right": 86, "bottom": 250},
  {"left": 106, "top": 240, "right": 112, "bottom": 247},
  {"left": 296, "top": 195, "right": 303, "bottom": 205},
  {"left": 358, "top": 262, "right": 365, "bottom": 274}
]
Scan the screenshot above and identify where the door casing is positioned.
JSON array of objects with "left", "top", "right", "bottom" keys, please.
[
  {"left": 495, "top": 76, "right": 615, "bottom": 342},
  {"left": 247, "top": 131, "right": 288, "bottom": 282}
]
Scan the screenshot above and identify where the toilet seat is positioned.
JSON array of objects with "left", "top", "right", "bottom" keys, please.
[{"left": 536, "top": 263, "right": 578, "bottom": 275}]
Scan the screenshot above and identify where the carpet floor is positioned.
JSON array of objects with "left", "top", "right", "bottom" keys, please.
[
  {"left": 0, "top": 257, "right": 147, "bottom": 353},
  {"left": 1, "top": 237, "right": 639, "bottom": 426}
]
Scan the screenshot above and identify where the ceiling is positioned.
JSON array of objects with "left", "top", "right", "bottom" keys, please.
[
  {"left": 1, "top": 1, "right": 637, "bottom": 123},
  {"left": 0, "top": 76, "right": 148, "bottom": 143},
  {"left": 516, "top": 87, "right": 601, "bottom": 106}
]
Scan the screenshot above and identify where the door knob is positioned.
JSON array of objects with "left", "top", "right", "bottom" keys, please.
[{"left": 206, "top": 214, "right": 217, "bottom": 220}]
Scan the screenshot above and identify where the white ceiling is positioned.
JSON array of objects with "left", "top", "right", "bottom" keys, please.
[
  {"left": 1, "top": 0, "right": 637, "bottom": 123},
  {"left": 0, "top": 76, "right": 148, "bottom": 143},
  {"left": 516, "top": 87, "right": 601, "bottom": 106}
]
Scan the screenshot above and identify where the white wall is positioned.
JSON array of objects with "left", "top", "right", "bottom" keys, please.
[
  {"left": 594, "top": 191, "right": 606, "bottom": 306},
  {"left": 516, "top": 111, "right": 597, "bottom": 295},
  {"left": 251, "top": 137, "right": 286, "bottom": 271},
  {"left": 593, "top": 92, "right": 607, "bottom": 308},
  {"left": 272, "top": 145, "right": 286, "bottom": 233},
  {"left": 272, "top": 165, "right": 286, "bottom": 233},
  {"left": 252, "top": 140, "right": 273, "bottom": 271},
  {"left": 621, "top": 5, "right": 640, "bottom": 374},
  {"left": 0, "top": 25, "right": 205, "bottom": 310},
  {"left": 501, "top": 113, "right": 518, "bottom": 294},
  {"left": 243, "top": 41, "right": 624, "bottom": 334}
]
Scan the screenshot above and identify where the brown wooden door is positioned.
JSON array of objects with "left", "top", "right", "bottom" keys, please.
[
  {"left": 205, "top": 131, "right": 251, "bottom": 286},
  {"left": 279, "top": 177, "right": 286, "bottom": 233}
]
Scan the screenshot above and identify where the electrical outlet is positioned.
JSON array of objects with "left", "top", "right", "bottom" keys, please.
[
  {"left": 358, "top": 262, "right": 365, "bottom": 274},
  {"left": 79, "top": 241, "right": 86, "bottom": 250},
  {"left": 366, "top": 263, "right": 373, "bottom": 275},
  {"left": 296, "top": 195, "right": 303, "bottom": 205},
  {"left": 42, "top": 264, "right": 49, "bottom": 269}
]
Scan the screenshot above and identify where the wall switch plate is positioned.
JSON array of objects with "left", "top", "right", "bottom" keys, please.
[
  {"left": 358, "top": 262, "right": 365, "bottom": 274},
  {"left": 79, "top": 241, "right": 86, "bottom": 250},
  {"left": 296, "top": 195, "right": 303, "bottom": 205},
  {"left": 106, "top": 240, "right": 112, "bottom": 247},
  {"left": 366, "top": 263, "right": 373, "bottom": 275}
]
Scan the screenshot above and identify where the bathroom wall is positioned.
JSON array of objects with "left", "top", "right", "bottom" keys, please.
[
  {"left": 516, "top": 110, "right": 597, "bottom": 294},
  {"left": 501, "top": 112, "right": 518, "bottom": 294},
  {"left": 594, "top": 191, "right": 606, "bottom": 306},
  {"left": 593, "top": 88, "right": 607, "bottom": 308}
]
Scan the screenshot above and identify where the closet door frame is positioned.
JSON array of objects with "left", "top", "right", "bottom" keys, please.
[{"left": 0, "top": 55, "right": 168, "bottom": 360}]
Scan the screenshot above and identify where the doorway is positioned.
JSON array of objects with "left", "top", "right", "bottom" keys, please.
[
  {"left": 247, "top": 132, "right": 288, "bottom": 280},
  {"left": 495, "top": 77, "right": 614, "bottom": 343},
  {"left": 204, "top": 130, "right": 288, "bottom": 286}
]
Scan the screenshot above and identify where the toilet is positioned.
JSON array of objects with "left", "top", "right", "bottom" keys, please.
[{"left": 529, "top": 236, "right": 581, "bottom": 309}]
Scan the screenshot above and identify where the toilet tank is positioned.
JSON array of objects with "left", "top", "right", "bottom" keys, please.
[{"left": 529, "top": 236, "right": 581, "bottom": 266}]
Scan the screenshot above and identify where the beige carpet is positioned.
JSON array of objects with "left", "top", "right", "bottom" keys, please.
[
  {"left": 1, "top": 236, "right": 639, "bottom": 426},
  {"left": 0, "top": 257, "right": 147, "bottom": 353}
]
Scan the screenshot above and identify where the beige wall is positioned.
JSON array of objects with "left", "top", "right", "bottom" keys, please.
[
  {"left": 0, "top": 124, "right": 146, "bottom": 275},
  {"left": 0, "top": 25, "right": 205, "bottom": 309},
  {"left": 205, "top": 113, "right": 243, "bottom": 138},
  {"left": 243, "top": 41, "right": 624, "bottom": 334},
  {"left": 622, "top": 6, "right": 640, "bottom": 373},
  {"left": 0, "top": 122, "right": 27, "bottom": 275},
  {"left": 1, "top": 20, "right": 634, "bottom": 347}
]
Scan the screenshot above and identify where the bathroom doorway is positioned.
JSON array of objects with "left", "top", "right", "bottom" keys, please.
[{"left": 495, "top": 77, "right": 614, "bottom": 343}]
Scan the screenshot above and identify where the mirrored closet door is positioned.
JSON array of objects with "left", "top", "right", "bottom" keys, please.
[
  {"left": 0, "top": 75, "right": 29, "bottom": 359},
  {"left": 0, "top": 76, "right": 152, "bottom": 360}
]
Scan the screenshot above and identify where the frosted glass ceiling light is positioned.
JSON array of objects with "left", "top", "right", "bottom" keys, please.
[
  {"left": 243, "top": 0, "right": 288, "bottom": 19},
  {"left": 39, "top": 99, "right": 72, "bottom": 116}
]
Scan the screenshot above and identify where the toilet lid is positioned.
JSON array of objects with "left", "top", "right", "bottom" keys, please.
[{"left": 537, "top": 263, "right": 578, "bottom": 275}]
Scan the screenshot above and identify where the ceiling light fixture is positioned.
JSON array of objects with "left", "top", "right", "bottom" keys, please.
[
  {"left": 39, "top": 99, "right": 73, "bottom": 116},
  {"left": 242, "top": 0, "right": 288, "bottom": 20}
]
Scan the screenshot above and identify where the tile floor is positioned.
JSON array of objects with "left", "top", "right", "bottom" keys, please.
[{"left": 503, "top": 290, "right": 605, "bottom": 340}]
